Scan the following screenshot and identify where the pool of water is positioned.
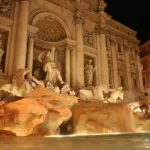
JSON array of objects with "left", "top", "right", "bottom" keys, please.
[{"left": 0, "top": 133, "right": 150, "bottom": 150}]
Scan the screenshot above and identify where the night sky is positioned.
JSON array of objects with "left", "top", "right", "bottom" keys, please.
[{"left": 105, "top": 0, "right": 150, "bottom": 44}]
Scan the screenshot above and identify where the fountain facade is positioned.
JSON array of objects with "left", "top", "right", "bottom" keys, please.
[{"left": 0, "top": 0, "right": 149, "bottom": 137}]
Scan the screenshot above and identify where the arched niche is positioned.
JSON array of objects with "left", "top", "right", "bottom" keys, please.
[
  {"left": 29, "top": 11, "right": 72, "bottom": 81},
  {"left": 30, "top": 11, "right": 71, "bottom": 39}
]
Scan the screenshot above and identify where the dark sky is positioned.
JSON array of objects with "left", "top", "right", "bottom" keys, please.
[{"left": 105, "top": 0, "right": 150, "bottom": 43}]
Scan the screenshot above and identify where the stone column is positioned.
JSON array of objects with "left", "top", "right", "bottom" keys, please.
[
  {"left": 7, "top": 0, "right": 20, "bottom": 76},
  {"left": 65, "top": 45, "right": 71, "bottom": 86},
  {"left": 70, "top": 45, "right": 76, "bottom": 88},
  {"left": 111, "top": 38, "right": 119, "bottom": 89},
  {"left": 74, "top": 13, "right": 85, "bottom": 89},
  {"left": 124, "top": 45, "right": 132, "bottom": 91},
  {"left": 27, "top": 36, "right": 34, "bottom": 79},
  {"left": 136, "top": 51, "right": 144, "bottom": 92},
  {"left": 13, "top": 0, "right": 30, "bottom": 72},
  {"left": 96, "top": 27, "right": 109, "bottom": 87},
  {"left": 96, "top": 34, "right": 101, "bottom": 85}
]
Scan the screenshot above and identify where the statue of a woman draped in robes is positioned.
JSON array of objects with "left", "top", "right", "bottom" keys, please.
[{"left": 84, "top": 59, "right": 96, "bottom": 86}]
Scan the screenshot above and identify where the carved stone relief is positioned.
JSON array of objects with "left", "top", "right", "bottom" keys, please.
[
  {"left": 83, "top": 29, "right": 94, "bottom": 46},
  {"left": 129, "top": 48, "right": 137, "bottom": 66},
  {"left": 118, "top": 63, "right": 127, "bottom": 88},
  {"left": 106, "top": 36, "right": 112, "bottom": 59},
  {"left": 0, "top": 0, "right": 12, "bottom": 17}
]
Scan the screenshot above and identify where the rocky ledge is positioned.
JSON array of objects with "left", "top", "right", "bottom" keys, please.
[{"left": 0, "top": 87, "right": 78, "bottom": 136}]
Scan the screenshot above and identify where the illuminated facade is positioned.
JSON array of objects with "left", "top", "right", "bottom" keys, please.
[
  {"left": 0, "top": 0, "right": 143, "bottom": 93},
  {"left": 139, "top": 41, "right": 150, "bottom": 97}
]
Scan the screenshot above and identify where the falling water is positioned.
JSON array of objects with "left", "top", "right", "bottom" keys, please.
[{"left": 72, "top": 103, "right": 135, "bottom": 134}]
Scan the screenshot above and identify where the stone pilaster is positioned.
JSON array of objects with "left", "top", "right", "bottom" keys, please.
[
  {"left": 27, "top": 36, "right": 34, "bottom": 78},
  {"left": 74, "top": 12, "right": 85, "bottom": 89},
  {"left": 95, "top": 27, "right": 109, "bottom": 87},
  {"left": 7, "top": 0, "right": 20, "bottom": 76},
  {"left": 70, "top": 45, "right": 76, "bottom": 89},
  {"left": 13, "top": 0, "right": 30, "bottom": 72},
  {"left": 65, "top": 45, "right": 72, "bottom": 86},
  {"left": 111, "top": 37, "right": 119, "bottom": 89},
  {"left": 136, "top": 50, "right": 144, "bottom": 92},
  {"left": 124, "top": 44, "right": 132, "bottom": 91}
]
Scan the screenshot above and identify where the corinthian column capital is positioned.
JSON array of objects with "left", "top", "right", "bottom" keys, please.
[
  {"left": 66, "top": 45, "right": 75, "bottom": 51},
  {"left": 74, "top": 12, "right": 85, "bottom": 24}
]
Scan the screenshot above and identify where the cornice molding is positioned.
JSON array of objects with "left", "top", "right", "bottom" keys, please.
[
  {"left": 95, "top": 26, "right": 108, "bottom": 35},
  {"left": 0, "top": 16, "right": 13, "bottom": 28}
]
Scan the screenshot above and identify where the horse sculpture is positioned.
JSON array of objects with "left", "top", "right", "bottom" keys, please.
[{"left": 107, "top": 87, "right": 124, "bottom": 103}]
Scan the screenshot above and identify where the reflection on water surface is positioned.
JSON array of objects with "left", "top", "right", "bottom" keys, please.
[{"left": 0, "top": 133, "right": 150, "bottom": 150}]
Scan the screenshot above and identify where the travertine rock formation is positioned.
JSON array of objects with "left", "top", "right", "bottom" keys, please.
[
  {"left": 0, "top": 87, "right": 78, "bottom": 136},
  {"left": 72, "top": 103, "right": 135, "bottom": 134},
  {"left": 129, "top": 100, "right": 150, "bottom": 132}
]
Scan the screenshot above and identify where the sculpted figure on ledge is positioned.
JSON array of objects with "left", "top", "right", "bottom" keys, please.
[
  {"left": 79, "top": 84, "right": 124, "bottom": 103},
  {"left": 84, "top": 59, "right": 96, "bottom": 86},
  {"left": 38, "top": 46, "right": 56, "bottom": 63},
  {"left": 38, "top": 47, "right": 73, "bottom": 95},
  {"left": 38, "top": 47, "right": 64, "bottom": 87}
]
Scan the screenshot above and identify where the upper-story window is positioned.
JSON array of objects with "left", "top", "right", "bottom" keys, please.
[
  {"left": 117, "top": 43, "right": 122, "bottom": 53},
  {"left": 142, "top": 62, "right": 146, "bottom": 70},
  {"left": 143, "top": 77, "right": 146, "bottom": 86}
]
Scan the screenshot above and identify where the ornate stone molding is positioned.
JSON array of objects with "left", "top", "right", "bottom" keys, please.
[
  {"left": 131, "top": 72, "right": 138, "bottom": 79},
  {"left": 66, "top": 38, "right": 76, "bottom": 46},
  {"left": 27, "top": 25, "right": 39, "bottom": 38},
  {"left": 66, "top": 45, "right": 74, "bottom": 51},
  {"left": 118, "top": 69, "right": 126, "bottom": 76},
  {"left": 95, "top": 26, "right": 107, "bottom": 35},
  {"left": 0, "top": 16, "right": 13, "bottom": 28},
  {"left": 29, "top": 8, "right": 48, "bottom": 25},
  {"left": 98, "top": 11, "right": 111, "bottom": 28},
  {"left": 83, "top": 29, "right": 94, "bottom": 46}
]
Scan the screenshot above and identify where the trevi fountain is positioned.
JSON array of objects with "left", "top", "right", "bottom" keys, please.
[{"left": 0, "top": 0, "right": 150, "bottom": 149}]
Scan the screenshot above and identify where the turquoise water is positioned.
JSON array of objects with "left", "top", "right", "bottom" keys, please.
[{"left": 0, "top": 134, "right": 150, "bottom": 150}]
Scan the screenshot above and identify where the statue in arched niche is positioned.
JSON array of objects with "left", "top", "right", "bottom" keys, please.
[
  {"left": 38, "top": 47, "right": 65, "bottom": 87},
  {"left": 43, "top": 61, "right": 64, "bottom": 86},
  {"left": 84, "top": 59, "right": 96, "bottom": 86},
  {"left": 38, "top": 46, "right": 56, "bottom": 63}
]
